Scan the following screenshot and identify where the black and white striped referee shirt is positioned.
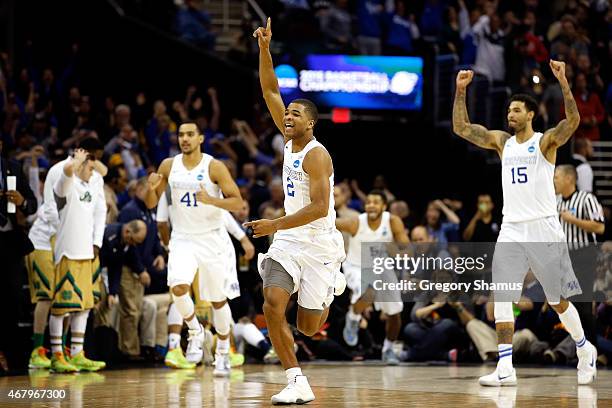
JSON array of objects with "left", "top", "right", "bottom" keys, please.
[{"left": 557, "top": 190, "right": 605, "bottom": 248}]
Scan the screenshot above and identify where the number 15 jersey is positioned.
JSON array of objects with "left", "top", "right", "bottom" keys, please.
[
  {"left": 168, "top": 153, "right": 224, "bottom": 235},
  {"left": 501, "top": 132, "right": 557, "bottom": 223}
]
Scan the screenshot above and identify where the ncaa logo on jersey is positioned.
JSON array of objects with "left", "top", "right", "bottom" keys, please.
[
  {"left": 528, "top": 144, "right": 535, "bottom": 153},
  {"left": 293, "top": 159, "right": 300, "bottom": 168},
  {"left": 196, "top": 174, "right": 204, "bottom": 181}
]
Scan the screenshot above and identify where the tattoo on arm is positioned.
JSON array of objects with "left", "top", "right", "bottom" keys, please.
[
  {"left": 548, "top": 83, "right": 580, "bottom": 147},
  {"left": 452, "top": 89, "right": 490, "bottom": 148},
  {"left": 562, "top": 83, "right": 579, "bottom": 125}
]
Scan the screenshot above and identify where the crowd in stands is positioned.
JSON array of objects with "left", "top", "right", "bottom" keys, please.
[
  {"left": 226, "top": 0, "right": 612, "bottom": 138},
  {"left": 0, "top": 0, "right": 611, "bottom": 374}
]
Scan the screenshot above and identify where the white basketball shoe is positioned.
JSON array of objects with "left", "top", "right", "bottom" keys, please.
[
  {"left": 213, "top": 353, "right": 231, "bottom": 377},
  {"left": 185, "top": 324, "right": 204, "bottom": 364},
  {"left": 271, "top": 375, "right": 315, "bottom": 405},
  {"left": 479, "top": 366, "right": 517, "bottom": 387},
  {"left": 577, "top": 341, "right": 597, "bottom": 385}
]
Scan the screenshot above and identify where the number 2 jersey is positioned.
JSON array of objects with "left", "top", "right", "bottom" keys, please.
[
  {"left": 275, "top": 137, "right": 336, "bottom": 241},
  {"left": 501, "top": 132, "right": 557, "bottom": 223},
  {"left": 168, "top": 153, "right": 224, "bottom": 235}
]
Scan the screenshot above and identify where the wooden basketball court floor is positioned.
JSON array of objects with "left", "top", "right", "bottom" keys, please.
[{"left": 1, "top": 363, "right": 610, "bottom": 407}]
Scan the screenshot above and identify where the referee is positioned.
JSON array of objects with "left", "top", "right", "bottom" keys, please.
[{"left": 554, "top": 164, "right": 606, "bottom": 346}]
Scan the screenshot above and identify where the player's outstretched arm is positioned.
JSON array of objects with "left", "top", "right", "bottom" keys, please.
[
  {"left": 253, "top": 18, "right": 286, "bottom": 139},
  {"left": 541, "top": 60, "right": 580, "bottom": 153},
  {"left": 452, "top": 70, "right": 509, "bottom": 155},
  {"left": 199, "top": 159, "right": 243, "bottom": 211},
  {"left": 244, "top": 148, "right": 332, "bottom": 238},
  {"left": 144, "top": 158, "right": 172, "bottom": 209}
]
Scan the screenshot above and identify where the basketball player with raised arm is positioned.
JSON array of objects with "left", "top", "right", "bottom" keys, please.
[
  {"left": 452, "top": 60, "right": 597, "bottom": 386},
  {"left": 248, "top": 18, "right": 346, "bottom": 405},
  {"left": 336, "top": 190, "right": 409, "bottom": 364},
  {"left": 144, "top": 122, "right": 243, "bottom": 377}
]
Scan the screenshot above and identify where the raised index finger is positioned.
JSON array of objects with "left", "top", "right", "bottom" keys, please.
[
  {"left": 243, "top": 220, "right": 258, "bottom": 227},
  {"left": 266, "top": 17, "right": 271, "bottom": 33}
]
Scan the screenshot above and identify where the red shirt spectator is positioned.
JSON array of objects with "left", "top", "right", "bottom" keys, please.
[
  {"left": 523, "top": 32, "right": 548, "bottom": 63},
  {"left": 561, "top": 73, "right": 605, "bottom": 141}
]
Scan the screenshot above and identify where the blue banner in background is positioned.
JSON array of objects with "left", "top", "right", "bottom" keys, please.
[{"left": 275, "top": 55, "right": 423, "bottom": 110}]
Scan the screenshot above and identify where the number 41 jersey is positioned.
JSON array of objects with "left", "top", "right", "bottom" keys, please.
[
  {"left": 501, "top": 132, "right": 557, "bottom": 223},
  {"left": 168, "top": 153, "right": 224, "bottom": 234}
]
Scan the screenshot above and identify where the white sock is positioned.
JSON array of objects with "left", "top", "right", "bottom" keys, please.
[
  {"left": 216, "top": 337, "right": 230, "bottom": 355},
  {"left": 49, "top": 314, "right": 65, "bottom": 353},
  {"left": 234, "top": 322, "right": 266, "bottom": 348},
  {"left": 383, "top": 338, "right": 394, "bottom": 353},
  {"left": 70, "top": 310, "right": 89, "bottom": 333},
  {"left": 558, "top": 302, "right": 586, "bottom": 347},
  {"left": 347, "top": 307, "right": 361, "bottom": 322},
  {"left": 167, "top": 303, "right": 183, "bottom": 326},
  {"left": 286, "top": 367, "right": 302, "bottom": 383},
  {"left": 168, "top": 333, "right": 181, "bottom": 350},
  {"left": 70, "top": 310, "right": 89, "bottom": 356},
  {"left": 71, "top": 337, "right": 84, "bottom": 355},
  {"left": 172, "top": 293, "right": 200, "bottom": 332},
  {"left": 498, "top": 344, "right": 513, "bottom": 371}
]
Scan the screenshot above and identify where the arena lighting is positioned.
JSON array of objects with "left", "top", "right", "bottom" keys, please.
[
  {"left": 331, "top": 108, "right": 351, "bottom": 123},
  {"left": 532, "top": 75, "right": 540, "bottom": 84}
]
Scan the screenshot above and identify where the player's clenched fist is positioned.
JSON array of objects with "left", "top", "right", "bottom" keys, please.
[
  {"left": 196, "top": 184, "right": 213, "bottom": 205},
  {"left": 456, "top": 70, "right": 474, "bottom": 90},
  {"left": 147, "top": 173, "right": 163, "bottom": 190},
  {"left": 549, "top": 59, "right": 567, "bottom": 83},
  {"left": 243, "top": 218, "right": 279, "bottom": 238}
]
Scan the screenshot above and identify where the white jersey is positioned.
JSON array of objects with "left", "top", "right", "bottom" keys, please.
[
  {"left": 29, "top": 157, "right": 103, "bottom": 251},
  {"left": 275, "top": 138, "right": 336, "bottom": 241},
  {"left": 501, "top": 132, "right": 557, "bottom": 223},
  {"left": 168, "top": 153, "right": 223, "bottom": 235},
  {"left": 53, "top": 171, "right": 106, "bottom": 263},
  {"left": 157, "top": 185, "right": 244, "bottom": 240},
  {"left": 345, "top": 212, "right": 392, "bottom": 266}
]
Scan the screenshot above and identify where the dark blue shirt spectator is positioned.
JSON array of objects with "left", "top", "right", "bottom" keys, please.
[
  {"left": 100, "top": 222, "right": 144, "bottom": 295},
  {"left": 357, "top": 0, "right": 385, "bottom": 38},
  {"left": 117, "top": 180, "right": 167, "bottom": 294},
  {"left": 144, "top": 116, "right": 173, "bottom": 166},
  {"left": 420, "top": 0, "right": 445, "bottom": 38},
  {"left": 118, "top": 197, "right": 163, "bottom": 270},
  {"left": 385, "top": 4, "right": 419, "bottom": 54}
]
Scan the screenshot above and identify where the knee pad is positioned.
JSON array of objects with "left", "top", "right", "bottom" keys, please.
[
  {"left": 167, "top": 302, "right": 183, "bottom": 326},
  {"left": 171, "top": 292, "right": 195, "bottom": 319},
  {"left": 494, "top": 302, "right": 514, "bottom": 323},
  {"left": 212, "top": 303, "right": 232, "bottom": 336}
]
